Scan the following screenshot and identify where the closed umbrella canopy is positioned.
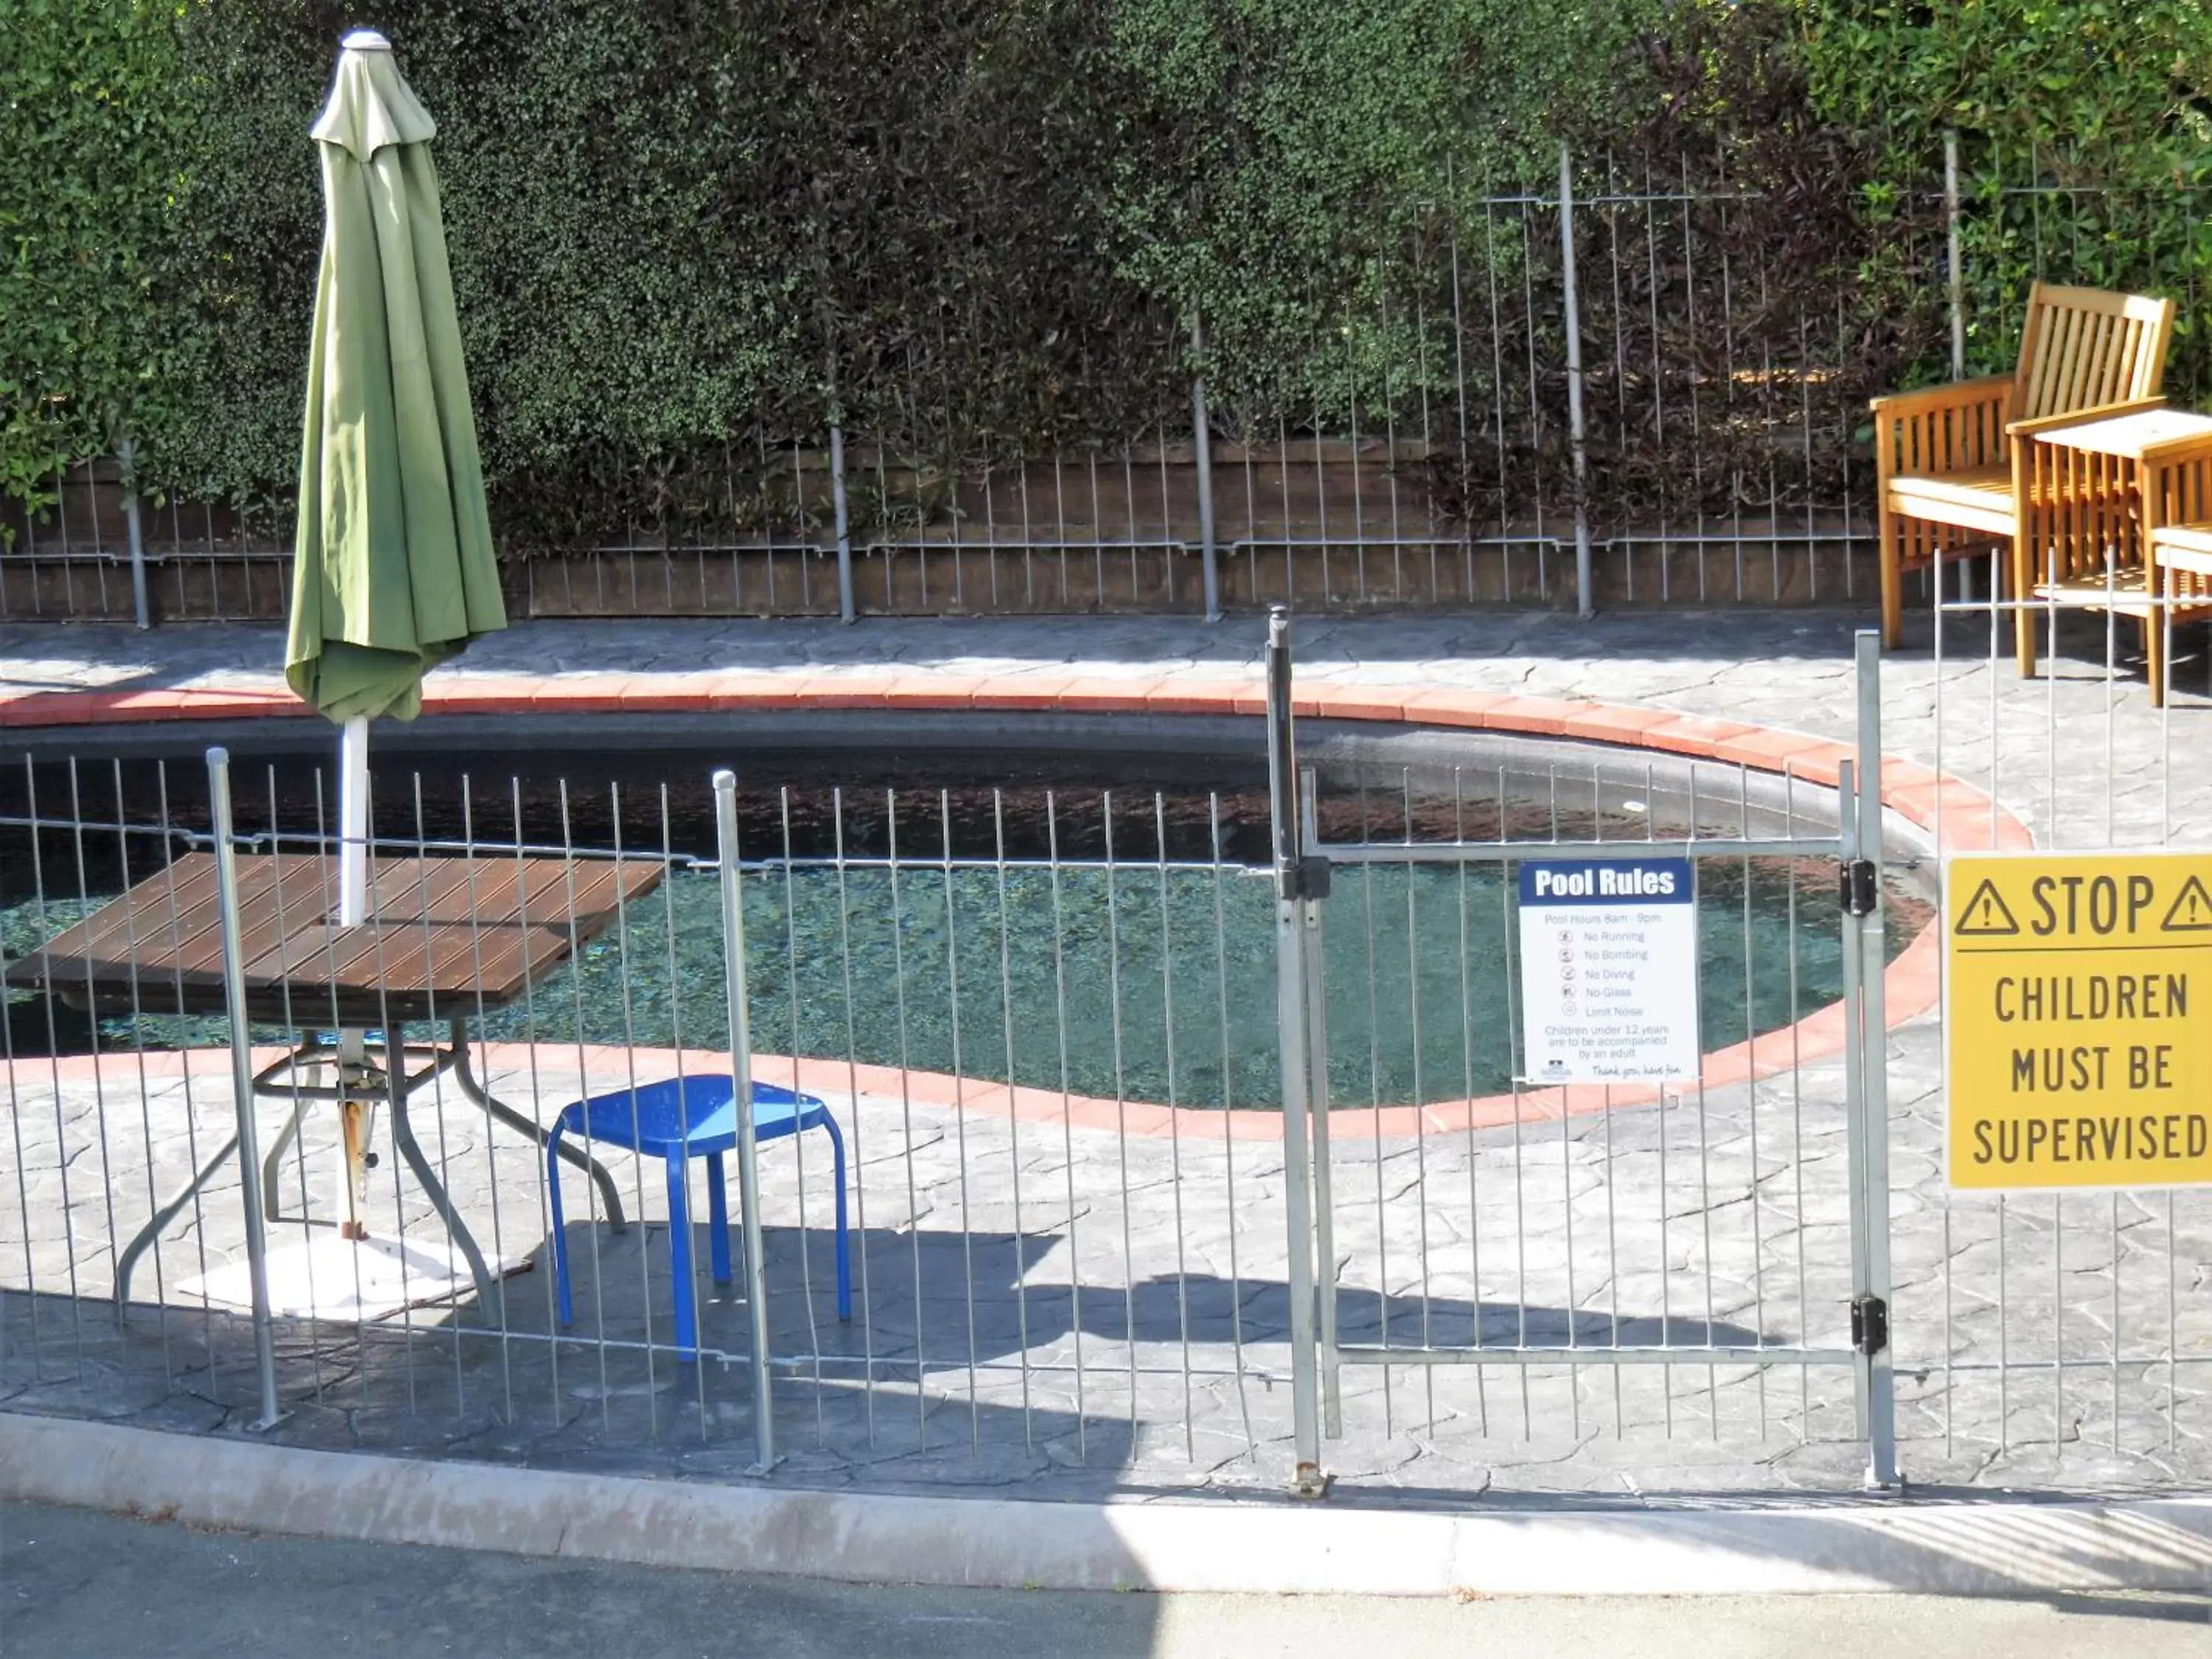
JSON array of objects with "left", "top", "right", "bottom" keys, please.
[{"left": 285, "top": 30, "right": 504, "bottom": 724}]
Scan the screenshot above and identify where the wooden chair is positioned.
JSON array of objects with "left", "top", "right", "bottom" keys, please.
[
  {"left": 1871, "top": 282, "right": 2176, "bottom": 660},
  {"left": 2142, "top": 430, "right": 2212, "bottom": 703}
]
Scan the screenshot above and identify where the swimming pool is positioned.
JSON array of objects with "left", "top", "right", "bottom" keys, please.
[{"left": 0, "top": 712, "right": 1928, "bottom": 1110}]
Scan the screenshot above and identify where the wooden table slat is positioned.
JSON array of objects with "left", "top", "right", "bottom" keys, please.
[{"left": 254, "top": 859, "right": 489, "bottom": 995}]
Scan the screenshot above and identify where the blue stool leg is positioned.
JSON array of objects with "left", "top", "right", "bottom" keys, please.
[
  {"left": 666, "top": 1157, "right": 698, "bottom": 1360},
  {"left": 706, "top": 1152, "right": 732, "bottom": 1285},
  {"left": 821, "top": 1114, "right": 852, "bottom": 1322},
  {"left": 547, "top": 1120, "right": 574, "bottom": 1327}
]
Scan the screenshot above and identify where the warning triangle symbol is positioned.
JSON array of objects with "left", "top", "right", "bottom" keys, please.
[
  {"left": 2160, "top": 874, "right": 2212, "bottom": 933},
  {"left": 1955, "top": 877, "right": 2021, "bottom": 936}
]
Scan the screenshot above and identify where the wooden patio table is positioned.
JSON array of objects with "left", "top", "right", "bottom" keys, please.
[
  {"left": 2020, "top": 405, "right": 2212, "bottom": 701},
  {"left": 5, "top": 849, "right": 667, "bottom": 1316}
]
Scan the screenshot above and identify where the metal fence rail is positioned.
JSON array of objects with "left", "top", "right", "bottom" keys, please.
[{"left": 9, "top": 158, "right": 2204, "bottom": 627}]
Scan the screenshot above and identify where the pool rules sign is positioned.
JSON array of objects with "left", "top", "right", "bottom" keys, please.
[
  {"left": 1946, "top": 850, "right": 2212, "bottom": 1189},
  {"left": 1517, "top": 858, "right": 1701, "bottom": 1083}
]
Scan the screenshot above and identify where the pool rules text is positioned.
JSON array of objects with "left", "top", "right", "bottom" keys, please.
[
  {"left": 1945, "top": 850, "right": 2212, "bottom": 1189},
  {"left": 1517, "top": 857, "right": 1701, "bottom": 1084}
]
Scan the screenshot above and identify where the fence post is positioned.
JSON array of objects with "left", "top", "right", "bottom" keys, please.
[
  {"left": 1944, "top": 132, "right": 1966, "bottom": 381},
  {"left": 714, "top": 768, "right": 778, "bottom": 1470},
  {"left": 1267, "top": 607, "right": 1329, "bottom": 1497},
  {"left": 829, "top": 420, "right": 856, "bottom": 625},
  {"left": 1846, "top": 634, "right": 1900, "bottom": 1490},
  {"left": 206, "top": 746, "right": 284, "bottom": 1430},
  {"left": 118, "top": 436, "right": 151, "bottom": 630},
  {"left": 1191, "top": 314, "right": 1220, "bottom": 623},
  {"left": 1557, "top": 143, "right": 1595, "bottom": 619},
  {"left": 1298, "top": 765, "right": 1340, "bottom": 1438}
]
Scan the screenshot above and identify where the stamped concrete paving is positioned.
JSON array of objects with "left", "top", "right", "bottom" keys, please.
[{"left": 2, "top": 610, "right": 2208, "bottom": 1502}]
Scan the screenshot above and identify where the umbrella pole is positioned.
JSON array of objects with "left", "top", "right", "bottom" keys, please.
[{"left": 337, "top": 716, "right": 372, "bottom": 1239}]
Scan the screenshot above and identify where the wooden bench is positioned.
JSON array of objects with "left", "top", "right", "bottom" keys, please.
[{"left": 1871, "top": 282, "right": 2176, "bottom": 663}]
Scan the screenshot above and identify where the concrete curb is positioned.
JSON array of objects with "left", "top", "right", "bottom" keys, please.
[{"left": 5, "top": 1413, "right": 2208, "bottom": 1596}]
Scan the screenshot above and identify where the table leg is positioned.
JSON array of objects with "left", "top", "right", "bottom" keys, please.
[
  {"left": 2012, "top": 528, "right": 2039, "bottom": 678},
  {"left": 257, "top": 1092, "right": 321, "bottom": 1223},
  {"left": 2147, "top": 533, "right": 2169, "bottom": 709},
  {"left": 385, "top": 1060, "right": 501, "bottom": 1322},
  {"left": 450, "top": 1027, "right": 626, "bottom": 1234},
  {"left": 114, "top": 1131, "right": 239, "bottom": 1318}
]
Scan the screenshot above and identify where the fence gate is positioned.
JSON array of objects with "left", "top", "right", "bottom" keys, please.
[{"left": 1263, "top": 609, "right": 1899, "bottom": 1496}]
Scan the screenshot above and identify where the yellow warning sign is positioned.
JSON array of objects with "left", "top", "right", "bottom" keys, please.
[{"left": 1946, "top": 851, "right": 2212, "bottom": 1189}]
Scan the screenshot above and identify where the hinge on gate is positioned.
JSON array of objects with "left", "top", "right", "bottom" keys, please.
[
  {"left": 1850, "top": 1293, "right": 1890, "bottom": 1357},
  {"left": 1840, "top": 858, "right": 1879, "bottom": 917},
  {"left": 1282, "top": 855, "right": 1332, "bottom": 902}
]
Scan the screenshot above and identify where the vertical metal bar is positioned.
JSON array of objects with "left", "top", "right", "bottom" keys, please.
[
  {"left": 990, "top": 791, "right": 1034, "bottom": 1444},
  {"left": 1154, "top": 793, "right": 1195, "bottom": 1456},
  {"left": 1837, "top": 756, "right": 1871, "bottom": 1436},
  {"left": 713, "top": 768, "right": 776, "bottom": 1469},
  {"left": 1851, "top": 633, "right": 1899, "bottom": 1489},
  {"left": 1300, "top": 768, "right": 1339, "bottom": 1438},
  {"left": 776, "top": 788, "right": 823, "bottom": 1447},
  {"left": 206, "top": 747, "right": 282, "bottom": 1430},
  {"left": 118, "top": 436, "right": 151, "bottom": 630},
  {"left": 1101, "top": 794, "right": 1139, "bottom": 1441},
  {"left": 1559, "top": 143, "right": 1595, "bottom": 619},
  {"left": 1355, "top": 770, "right": 1389, "bottom": 1432},
  {"left": 1450, "top": 769, "right": 1489, "bottom": 1434},
  {"left": 1944, "top": 133, "right": 1966, "bottom": 381},
  {"left": 936, "top": 790, "right": 981, "bottom": 1446},
  {"left": 830, "top": 420, "right": 855, "bottom": 625},
  {"left": 1208, "top": 793, "right": 1256, "bottom": 1447},
  {"left": 828, "top": 790, "right": 877, "bottom": 1444},
  {"left": 1044, "top": 792, "right": 1087, "bottom": 1454},
  {"left": 1266, "top": 607, "right": 1326, "bottom": 1497},
  {"left": 885, "top": 790, "right": 929, "bottom": 1447},
  {"left": 1191, "top": 314, "right": 1220, "bottom": 623}
]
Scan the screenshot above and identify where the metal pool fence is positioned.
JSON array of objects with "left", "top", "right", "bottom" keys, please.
[
  {"left": 1907, "top": 561, "right": 2212, "bottom": 1477},
  {"left": 0, "top": 754, "right": 1299, "bottom": 1470},
  {"left": 1, "top": 618, "right": 2206, "bottom": 1495},
  {"left": 10, "top": 157, "right": 2206, "bottom": 627}
]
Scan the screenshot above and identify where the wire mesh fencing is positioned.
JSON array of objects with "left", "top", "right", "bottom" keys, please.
[
  {"left": 10, "top": 156, "right": 2203, "bottom": 626},
  {"left": 0, "top": 751, "right": 1309, "bottom": 1475},
  {"left": 1902, "top": 565, "right": 2212, "bottom": 1481},
  {"left": 2, "top": 697, "right": 2205, "bottom": 1493}
]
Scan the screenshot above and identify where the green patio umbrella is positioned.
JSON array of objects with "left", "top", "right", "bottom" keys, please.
[
  {"left": 284, "top": 29, "right": 504, "bottom": 1239},
  {"left": 286, "top": 27, "right": 504, "bottom": 744}
]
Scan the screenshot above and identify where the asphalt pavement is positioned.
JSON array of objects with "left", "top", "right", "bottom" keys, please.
[{"left": 3, "top": 1500, "right": 2207, "bottom": 1658}]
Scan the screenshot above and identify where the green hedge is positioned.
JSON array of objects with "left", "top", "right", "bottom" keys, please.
[
  {"left": 6, "top": 1, "right": 2209, "bottom": 552},
  {"left": 0, "top": 0, "right": 193, "bottom": 525},
  {"left": 1801, "top": 0, "right": 2212, "bottom": 386},
  {"left": 7, "top": 1, "right": 1665, "bottom": 546}
]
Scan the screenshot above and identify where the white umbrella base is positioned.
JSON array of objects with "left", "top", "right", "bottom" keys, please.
[{"left": 177, "top": 1230, "right": 532, "bottom": 1322}]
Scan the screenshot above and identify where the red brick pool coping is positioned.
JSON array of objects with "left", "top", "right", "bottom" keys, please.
[{"left": 0, "top": 670, "right": 2030, "bottom": 1138}]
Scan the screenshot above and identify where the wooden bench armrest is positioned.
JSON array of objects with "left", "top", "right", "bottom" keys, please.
[
  {"left": 2006, "top": 395, "right": 2166, "bottom": 437},
  {"left": 1868, "top": 375, "right": 2014, "bottom": 417}
]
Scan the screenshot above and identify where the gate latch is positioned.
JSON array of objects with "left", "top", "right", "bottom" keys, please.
[
  {"left": 1282, "top": 855, "right": 1332, "bottom": 902},
  {"left": 1840, "top": 858, "right": 1879, "bottom": 917},
  {"left": 1850, "top": 1293, "right": 1889, "bottom": 1357}
]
